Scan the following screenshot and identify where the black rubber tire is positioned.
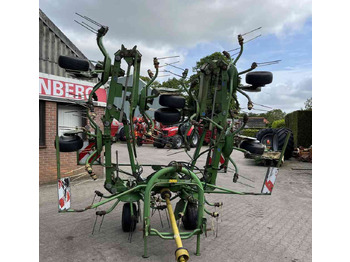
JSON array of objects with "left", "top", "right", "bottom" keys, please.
[
  {"left": 136, "top": 137, "right": 143, "bottom": 146},
  {"left": 55, "top": 135, "right": 83, "bottom": 152},
  {"left": 182, "top": 203, "right": 198, "bottom": 230},
  {"left": 256, "top": 128, "right": 278, "bottom": 151},
  {"left": 122, "top": 203, "right": 137, "bottom": 232},
  {"left": 159, "top": 95, "right": 185, "bottom": 109},
  {"left": 239, "top": 140, "right": 265, "bottom": 155},
  {"left": 190, "top": 131, "right": 199, "bottom": 148},
  {"left": 118, "top": 127, "right": 126, "bottom": 141},
  {"left": 172, "top": 135, "right": 183, "bottom": 149},
  {"left": 153, "top": 134, "right": 166, "bottom": 148},
  {"left": 246, "top": 71, "right": 273, "bottom": 86},
  {"left": 154, "top": 108, "right": 181, "bottom": 125},
  {"left": 58, "top": 56, "right": 90, "bottom": 72},
  {"left": 275, "top": 128, "right": 294, "bottom": 160}
]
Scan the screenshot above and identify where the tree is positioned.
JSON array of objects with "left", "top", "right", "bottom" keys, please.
[
  {"left": 264, "top": 109, "right": 286, "bottom": 124},
  {"left": 304, "top": 97, "right": 312, "bottom": 110}
]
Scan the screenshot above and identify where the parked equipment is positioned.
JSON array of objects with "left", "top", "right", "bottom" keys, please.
[
  {"left": 153, "top": 122, "right": 199, "bottom": 149},
  {"left": 55, "top": 16, "right": 282, "bottom": 261}
]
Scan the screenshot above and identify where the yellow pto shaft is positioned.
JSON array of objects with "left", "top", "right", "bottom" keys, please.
[{"left": 161, "top": 188, "right": 190, "bottom": 262}]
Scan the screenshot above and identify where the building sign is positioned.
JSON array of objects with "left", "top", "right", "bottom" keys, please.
[{"left": 39, "top": 73, "right": 106, "bottom": 103}]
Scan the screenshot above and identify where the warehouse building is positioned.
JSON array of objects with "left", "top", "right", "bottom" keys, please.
[{"left": 39, "top": 9, "right": 106, "bottom": 183}]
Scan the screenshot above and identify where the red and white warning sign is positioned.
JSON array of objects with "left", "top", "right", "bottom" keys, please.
[
  {"left": 58, "top": 178, "right": 71, "bottom": 211},
  {"left": 261, "top": 167, "right": 279, "bottom": 194},
  {"left": 78, "top": 142, "right": 101, "bottom": 165}
]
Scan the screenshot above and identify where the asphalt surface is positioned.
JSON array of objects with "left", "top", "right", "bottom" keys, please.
[{"left": 40, "top": 143, "right": 312, "bottom": 262}]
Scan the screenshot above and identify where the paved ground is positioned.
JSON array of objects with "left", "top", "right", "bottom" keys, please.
[{"left": 40, "top": 143, "right": 312, "bottom": 262}]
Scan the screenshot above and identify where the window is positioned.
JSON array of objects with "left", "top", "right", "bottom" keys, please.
[{"left": 39, "top": 100, "right": 45, "bottom": 146}]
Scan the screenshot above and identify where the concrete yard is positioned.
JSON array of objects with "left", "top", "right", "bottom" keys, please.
[{"left": 40, "top": 143, "right": 312, "bottom": 262}]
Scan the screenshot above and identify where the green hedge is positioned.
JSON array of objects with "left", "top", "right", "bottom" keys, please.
[
  {"left": 241, "top": 129, "right": 259, "bottom": 137},
  {"left": 285, "top": 110, "right": 312, "bottom": 147},
  {"left": 271, "top": 119, "right": 285, "bottom": 129}
]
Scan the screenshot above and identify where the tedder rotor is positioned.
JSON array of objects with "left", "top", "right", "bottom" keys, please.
[{"left": 55, "top": 14, "right": 285, "bottom": 262}]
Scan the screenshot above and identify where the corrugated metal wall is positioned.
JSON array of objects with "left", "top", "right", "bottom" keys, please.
[{"left": 39, "top": 9, "right": 95, "bottom": 82}]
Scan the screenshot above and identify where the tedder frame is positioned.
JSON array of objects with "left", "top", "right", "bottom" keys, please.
[{"left": 55, "top": 14, "right": 285, "bottom": 262}]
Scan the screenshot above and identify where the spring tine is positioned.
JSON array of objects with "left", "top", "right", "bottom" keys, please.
[
  {"left": 74, "top": 20, "right": 97, "bottom": 34},
  {"left": 230, "top": 51, "right": 240, "bottom": 57},
  {"left": 76, "top": 13, "right": 103, "bottom": 27},
  {"left": 82, "top": 21, "right": 99, "bottom": 32},
  {"left": 257, "top": 59, "right": 281, "bottom": 65},
  {"left": 253, "top": 102, "right": 274, "bottom": 109},
  {"left": 157, "top": 55, "right": 180, "bottom": 60},
  {"left": 98, "top": 215, "right": 105, "bottom": 232},
  {"left": 244, "top": 34, "right": 262, "bottom": 44},
  {"left": 227, "top": 47, "right": 240, "bottom": 52},
  {"left": 156, "top": 75, "right": 171, "bottom": 77},
  {"left": 92, "top": 215, "right": 98, "bottom": 235},
  {"left": 220, "top": 205, "right": 223, "bottom": 222},
  {"left": 241, "top": 26, "right": 262, "bottom": 36},
  {"left": 216, "top": 217, "right": 219, "bottom": 238},
  {"left": 211, "top": 217, "right": 215, "bottom": 236},
  {"left": 227, "top": 34, "right": 262, "bottom": 53},
  {"left": 166, "top": 63, "right": 186, "bottom": 71},
  {"left": 91, "top": 194, "right": 96, "bottom": 206},
  {"left": 158, "top": 61, "right": 180, "bottom": 68},
  {"left": 237, "top": 181, "right": 255, "bottom": 188},
  {"left": 167, "top": 150, "right": 185, "bottom": 156},
  {"left": 164, "top": 70, "right": 183, "bottom": 78},
  {"left": 95, "top": 197, "right": 102, "bottom": 209}
]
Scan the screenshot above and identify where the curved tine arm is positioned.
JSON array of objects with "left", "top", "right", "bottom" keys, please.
[
  {"left": 238, "top": 62, "right": 258, "bottom": 75},
  {"left": 233, "top": 35, "right": 244, "bottom": 65},
  {"left": 237, "top": 88, "right": 253, "bottom": 110},
  {"left": 146, "top": 58, "right": 160, "bottom": 89}
]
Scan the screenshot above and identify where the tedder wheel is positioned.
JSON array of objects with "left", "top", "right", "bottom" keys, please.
[
  {"left": 275, "top": 128, "right": 294, "bottom": 160},
  {"left": 172, "top": 135, "right": 183, "bottom": 149},
  {"left": 256, "top": 128, "right": 278, "bottom": 151},
  {"left": 182, "top": 203, "right": 198, "bottom": 230},
  {"left": 136, "top": 137, "right": 143, "bottom": 146},
  {"left": 159, "top": 95, "right": 186, "bottom": 109},
  {"left": 118, "top": 127, "right": 126, "bottom": 141},
  {"left": 55, "top": 135, "right": 83, "bottom": 152},
  {"left": 153, "top": 134, "right": 166, "bottom": 148},
  {"left": 122, "top": 203, "right": 138, "bottom": 232},
  {"left": 154, "top": 108, "right": 181, "bottom": 125},
  {"left": 239, "top": 140, "right": 265, "bottom": 155},
  {"left": 246, "top": 71, "right": 273, "bottom": 87},
  {"left": 190, "top": 131, "right": 199, "bottom": 148},
  {"left": 58, "top": 56, "right": 90, "bottom": 72}
]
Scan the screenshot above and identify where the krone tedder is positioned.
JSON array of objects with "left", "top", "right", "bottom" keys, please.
[{"left": 55, "top": 14, "right": 285, "bottom": 262}]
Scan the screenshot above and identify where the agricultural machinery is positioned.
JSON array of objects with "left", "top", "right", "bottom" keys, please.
[
  {"left": 55, "top": 14, "right": 286, "bottom": 262},
  {"left": 153, "top": 122, "right": 199, "bottom": 149}
]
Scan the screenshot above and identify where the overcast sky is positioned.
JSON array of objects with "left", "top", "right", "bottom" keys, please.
[{"left": 40, "top": 0, "right": 312, "bottom": 113}]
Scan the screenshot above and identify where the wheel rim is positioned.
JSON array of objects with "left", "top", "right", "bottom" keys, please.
[
  {"left": 261, "top": 134, "right": 277, "bottom": 151},
  {"left": 192, "top": 133, "right": 198, "bottom": 145},
  {"left": 176, "top": 138, "right": 182, "bottom": 148}
]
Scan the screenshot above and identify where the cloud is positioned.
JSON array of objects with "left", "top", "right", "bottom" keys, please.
[
  {"left": 40, "top": 0, "right": 311, "bottom": 50},
  {"left": 40, "top": 0, "right": 312, "bottom": 112}
]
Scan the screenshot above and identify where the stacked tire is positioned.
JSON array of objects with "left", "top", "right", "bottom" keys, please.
[
  {"left": 154, "top": 95, "right": 186, "bottom": 148},
  {"left": 154, "top": 95, "right": 185, "bottom": 125}
]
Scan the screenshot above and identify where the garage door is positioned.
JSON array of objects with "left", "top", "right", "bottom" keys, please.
[{"left": 57, "top": 104, "right": 84, "bottom": 136}]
